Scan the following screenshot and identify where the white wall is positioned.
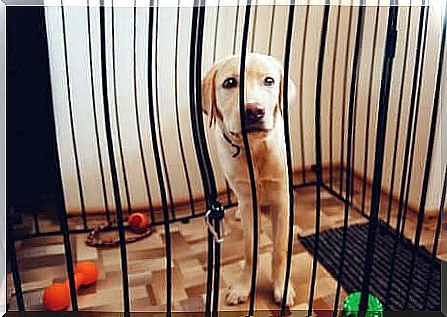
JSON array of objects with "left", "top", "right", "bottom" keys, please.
[{"left": 44, "top": 1, "right": 446, "bottom": 215}]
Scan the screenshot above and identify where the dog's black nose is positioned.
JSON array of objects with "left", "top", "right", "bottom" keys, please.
[{"left": 245, "top": 103, "right": 265, "bottom": 125}]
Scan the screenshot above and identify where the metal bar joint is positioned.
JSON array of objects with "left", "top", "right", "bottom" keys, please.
[{"left": 204, "top": 201, "right": 225, "bottom": 243}]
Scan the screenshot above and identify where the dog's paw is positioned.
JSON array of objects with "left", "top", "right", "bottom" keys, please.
[
  {"left": 273, "top": 281, "right": 296, "bottom": 308},
  {"left": 225, "top": 283, "right": 250, "bottom": 305},
  {"left": 234, "top": 208, "right": 241, "bottom": 221}
]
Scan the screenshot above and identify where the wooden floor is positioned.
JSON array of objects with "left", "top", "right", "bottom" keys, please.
[{"left": 7, "top": 181, "right": 445, "bottom": 314}]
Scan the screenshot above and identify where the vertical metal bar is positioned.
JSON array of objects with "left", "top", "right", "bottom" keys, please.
[
  {"left": 110, "top": 0, "right": 133, "bottom": 215},
  {"left": 99, "top": 3, "right": 130, "bottom": 312},
  {"left": 195, "top": 3, "right": 223, "bottom": 315},
  {"left": 349, "top": 0, "right": 367, "bottom": 212},
  {"left": 153, "top": 3, "right": 177, "bottom": 221},
  {"left": 60, "top": 1, "right": 88, "bottom": 230},
  {"left": 173, "top": 0, "right": 196, "bottom": 216},
  {"left": 87, "top": 1, "right": 111, "bottom": 223},
  {"left": 239, "top": 3, "right": 260, "bottom": 315},
  {"left": 194, "top": 1, "right": 219, "bottom": 207},
  {"left": 396, "top": 6, "right": 428, "bottom": 237},
  {"left": 350, "top": 121, "right": 358, "bottom": 205},
  {"left": 332, "top": 1, "right": 365, "bottom": 315},
  {"left": 212, "top": 0, "right": 220, "bottom": 64},
  {"left": 359, "top": 5, "right": 399, "bottom": 313},
  {"left": 132, "top": 2, "right": 155, "bottom": 223},
  {"left": 385, "top": 5, "right": 429, "bottom": 308},
  {"left": 361, "top": 3, "right": 381, "bottom": 215},
  {"left": 423, "top": 167, "right": 447, "bottom": 310},
  {"left": 147, "top": 1, "right": 172, "bottom": 314},
  {"left": 26, "top": 114, "right": 84, "bottom": 301},
  {"left": 399, "top": 3, "right": 430, "bottom": 238},
  {"left": 267, "top": 0, "right": 276, "bottom": 56},
  {"left": 308, "top": 3, "right": 330, "bottom": 316},
  {"left": 227, "top": 3, "right": 241, "bottom": 205},
  {"left": 188, "top": 5, "right": 214, "bottom": 316},
  {"left": 205, "top": 233, "right": 214, "bottom": 317},
  {"left": 6, "top": 209, "right": 25, "bottom": 311},
  {"left": 299, "top": 1, "right": 310, "bottom": 183},
  {"left": 188, "top": 0, "right": 206, "bottom": 258},
  {"left": 211, "top": 0, "right": 233, "bottom": 206},
  {"left": 58, "top": 3, "right": 86, "bottom": 310},
  {"left": 190, "top": 2, "right": 223, "bottom": 316},
  {"left": 339, "top": 2, "right": 354, "bottom": 196},
  {"left": 403, "top": 3, "right": 446, "bottom": 309},
  {"left": 187, "top": 10, "right": 202, "bottom": 150},
  {"left": 328, "top": 2, "right": 342, "bottom": 190},
  {"left": 280, "top": 1, "right": 295, "bottom": 315},
  {"left": 386, "top": 3, "right": 413, "bottom": 228},
  {"left": 232, "top": 0, "right": 240, "bottom": 56}
]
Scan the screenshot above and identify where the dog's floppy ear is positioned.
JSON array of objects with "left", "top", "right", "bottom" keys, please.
[{"left": 201, "top": 62, "right": 220, "bottom": 128}]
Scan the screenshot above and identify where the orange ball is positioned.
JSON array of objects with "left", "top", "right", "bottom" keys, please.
[
  {"left": 128, "top": 213, "right": 149, "bottom": 232},
  {"left": 64, "top": 273, "right": 84, "bottom": 290},
  {"left": 43, "top": 283, "right": 70, "bottom": 311},
  {"left": 74, "top": 262, "right": 98, "bottom": 286}
]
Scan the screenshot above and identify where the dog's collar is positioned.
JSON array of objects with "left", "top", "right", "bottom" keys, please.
[{"left": 222, "top": 133, "right": 241, "bottom": 158}]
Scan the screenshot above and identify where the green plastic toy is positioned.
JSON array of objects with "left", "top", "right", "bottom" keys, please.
[{"left": 342, "top": 292, "right": 383, "bottom": 317}]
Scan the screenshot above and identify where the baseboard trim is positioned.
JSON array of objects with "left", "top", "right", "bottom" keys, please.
[{"left": 65, "top": 162, "right": 438, "bottom": 219}]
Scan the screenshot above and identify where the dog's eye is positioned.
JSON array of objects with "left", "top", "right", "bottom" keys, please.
[
  {"left": 264, "top": 77, "right": 275, "bottom": 86},
  {"left": 222, "top": 77, "right": 237, "bottom": 89}
]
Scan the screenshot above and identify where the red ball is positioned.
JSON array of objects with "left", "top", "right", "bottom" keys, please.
[
  {"left": 128, "top": 213, "right": 149, "bottom": 233},
  {"left": 43, "top": 283, "right": 70, "bottom": 311},
  {"left": 75, "top": 262, "right": 98, "bottom": 286}
]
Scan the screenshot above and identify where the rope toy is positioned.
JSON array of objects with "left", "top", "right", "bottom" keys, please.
[
  {"left": 85, "top": 213, "right": 154, "bottom": 248},
  {"left": 43, "top": 261, "right": 99, "bottom": 311}
]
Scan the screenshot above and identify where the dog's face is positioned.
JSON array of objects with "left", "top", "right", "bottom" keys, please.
[{"left": 202, "top": 53, "right": 296, "bottom": 137}]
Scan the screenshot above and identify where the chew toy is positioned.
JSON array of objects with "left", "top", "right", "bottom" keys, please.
[
  {"left": 42, "top": 283, "right": 70, "bottom": 311},
  {"left": 128, "top": 212, "right": 150, "bottom": 233},
  {"left": 43, "top": 262, "right": 98, "bottom": 311},
  {"left": 74, "top": 261, "right": 98, "bottom": 286},
  {"left": 342, "top": 292, "right": 383, "bottom": 317}
]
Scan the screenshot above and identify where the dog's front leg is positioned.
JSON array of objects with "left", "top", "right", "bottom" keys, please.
[
  {"left": 267, "top": 181, "right": 296, "bottom": 307},
  {"left": 225, "top": 188, "right": 256, "bottom": 305}
]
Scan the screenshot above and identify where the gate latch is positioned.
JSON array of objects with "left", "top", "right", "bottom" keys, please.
[{"left": 204, "top": 201, "right": 226, "bottom": 244}]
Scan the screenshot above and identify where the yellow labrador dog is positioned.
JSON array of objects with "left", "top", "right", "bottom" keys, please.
[{"left": 202, "top": 53, "right": 297, "bottom": 307}]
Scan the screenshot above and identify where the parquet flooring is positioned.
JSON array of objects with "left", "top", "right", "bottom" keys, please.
[{"left": 7, "top": 179, "right": 444, "bottom": 314}]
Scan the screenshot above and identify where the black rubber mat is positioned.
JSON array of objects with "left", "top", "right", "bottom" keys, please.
[{"left": 299, "top": 221, "right": 442, "bottom": 311}]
